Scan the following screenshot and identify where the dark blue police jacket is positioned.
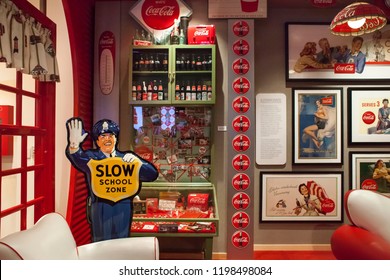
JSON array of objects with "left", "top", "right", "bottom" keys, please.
[{"left": 66, "top": 148, "right": 158, "bottom": 242}]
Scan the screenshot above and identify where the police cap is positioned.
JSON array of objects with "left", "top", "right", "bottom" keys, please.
[{"left": 92, "top": 119, "right": 120, "bottom": 141}]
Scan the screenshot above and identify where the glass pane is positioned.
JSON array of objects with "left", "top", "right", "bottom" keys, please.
[
  {"left": 26, "top": 204, "right": 35, "bottom": 229},
  {"left": 27, "top": 171, "right": 35, "bottom": 201},
  {"left": 1, "top": 135, "right": 21, "bottom": 170},
  {"left": 22, "top": 72, "right": 36, "bottom": 92},
  {"left": 132, "top": 106, "right": 212, "bottom": 182},
  {"left": 0, "top": 63, "right": 16, "bottom": 87},
  {"left": 1, "top": 174, "right": 21, "bottom": 210},
  {"left": 22, "top": 95, "right": 36, "bottom": 127},
  {"left": 0, "top": 211, "right": 20, "bottom": 238},
  {"left": 27, "top": 136, "right": 35, "bottom": 167},
  {"left": 0, "top": 95, "right": 16, "bottom": 125}
]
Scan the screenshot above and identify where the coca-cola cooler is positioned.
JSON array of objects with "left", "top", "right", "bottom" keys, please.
[
  {"left": 0, "top": 105, "right": 14, "bottom": 156},
  {"left": 187, "top": 25, "right": 215, "bottom": 45}
]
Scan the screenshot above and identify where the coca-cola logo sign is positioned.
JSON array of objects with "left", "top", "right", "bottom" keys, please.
[
  {"left": 231, "top": 230, "right": 250, "bottom": 249},
  {"left": 232, "top": 96, "right": 250, "bottom": 113},
  {"left": 232, "top": 192, "right": 250, "bottom": 210},
  {"left": 194, "top": 29, "right": 209, "bottom": 36},
  {"left": 334, "top": 63, "right": 355, "bottom": 74},
  {"left": 98, "top": 31, "right": 115, "bottom": 95},
  {"left": 361, "top": 179, "right": 378, "bottom": 191},
  {"left": 232, "top": 77, "right": 250, "bottom": 94},
  {"left": 232, "top": 115, "right": 250, "bottom": 133},
  {"left": 231, "top": 211, "right": 250, "bottom": 229},
  {"left": 232, "top": 173, "right": 250, "bottom": 191},
  {"left": 134, "top": 145, "right": 153, "bottom": 161},
  {"left": 187, "top": 193, "right": 209, "bottom": 211},
  {"left": 320, "top": 198, "right": 335, "bottom": 213},
  {"left": 232, "top": 134, "right": 250, "bottom": 152},
  {"left": 232, "top": 20, "right": 249, "bottom": 37},
  {"left": 233, "top": 39, "right": 250, "bottom": 56},
  {"left": 130, "top": 0, "right": 192, "bottom": 41},
  {"left": 232, "top": 154, "right": 250, "bottom": 171},
  {"left": 232, "top": 58, "right": 250, "bottom": 75},
  {"left": 321, "top": 96, "right": 333, "bottom": 106},
  {"left": 362, "top": 111, "right": 376, "bottom": 125},
  {"left": 333, "top": 6, "right": 357, "bottom": 24},
  {"left": 141, "top": 0, "right": 180, "bottom": 30}
]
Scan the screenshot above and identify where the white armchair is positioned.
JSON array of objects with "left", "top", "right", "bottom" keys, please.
[
  {"left": 331, "top": 190, "right": 390, "bottom": 260},
  {"left": 0, "top": 212, "right": 159, "bottom": 260}
]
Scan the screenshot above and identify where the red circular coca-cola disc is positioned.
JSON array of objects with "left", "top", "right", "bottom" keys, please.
[{"left": 141, "top": 0, "right": 180, "bottom": 30}]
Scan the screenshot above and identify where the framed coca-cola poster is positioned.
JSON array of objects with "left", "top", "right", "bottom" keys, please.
[
  {"left": 350, "top": 152, "right": 390, "bottom": 196},
  {"left": 293, "top": 88, "right": 343, "bottom": 164},
  {"left": 260, "top": 172, "right": 343, "bottom": 222},
  {"left": 348, "top": 87, "right": 390, "bottom": 144},
  {"left": 286, "top": 23, "right": 390, "bottom": 82}
]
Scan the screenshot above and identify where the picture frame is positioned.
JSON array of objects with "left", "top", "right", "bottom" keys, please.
[
  {"left": 293, "top": 88, "right": 343, "bottom": 164},
  {"left": 348, "top": 87, "right": 390, "bottom": 144},
  {"left": 350, "top": 152, "right": 390, "bottom": 196},
  {"left": 260, "top": 172, "right": 343, "bottom": 222},
  {"left": 286, "top": 23, "right": 390, "bottom": 82}
]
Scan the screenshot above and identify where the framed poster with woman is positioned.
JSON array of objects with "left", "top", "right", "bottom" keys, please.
[
  {"left": 348, "top": 87, "right": 390, "bottom": 144},
  {"left": 293, "top": 88, "right": 343, "bottom": 164},
  {"left": 260, "top": 172, "right": 343, "bottom": 222},
  {"left": 350, "top": 152, "right": 390, "bottom": 196}
]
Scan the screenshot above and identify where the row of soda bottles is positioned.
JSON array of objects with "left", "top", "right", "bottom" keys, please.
[
  {"left": 133, "top": 52, "right": 212, "bottom": 72},
  {"left": 131, "top": 80, "right": 212, "bottom": 101}
]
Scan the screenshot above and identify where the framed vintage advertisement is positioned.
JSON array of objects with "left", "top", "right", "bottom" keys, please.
[
  {"left": 260, "top": 172, "right": 343, "bottom": 222},
  {"left": 208, "top": 0, "right": 267, "bottom": 19},
  {"left": 293, "top": 88, "right": 342, "bottom": 164},
  {"left": 286, "top": 23, "right": 390, "bottom": 82},
  {"left": 350, "top": 152, "right": 390, "bottom": 196},
  {"left": 348, "top": 87, "right": 390, "bottom": 144}
]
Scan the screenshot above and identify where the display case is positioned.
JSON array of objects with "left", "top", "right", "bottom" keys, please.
[
  {"left": 132, "top": 182, "right": 218, "bottom": 236},
  {"left": 132, "top": 105, "right": 212, "bottom": 183},
  {"left": 131, "top": 182, "right": 218, "bottom": 259},
  {"left": 129, "top": 44, "right": 218, "bottom": 259},
  {"left": 129, "top": 45, "right": 216, "bottom": 105}
]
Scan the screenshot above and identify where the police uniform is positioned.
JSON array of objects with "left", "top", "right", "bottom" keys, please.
[{"left": 66, "top": 118, "right": 158, "bottom": 242}]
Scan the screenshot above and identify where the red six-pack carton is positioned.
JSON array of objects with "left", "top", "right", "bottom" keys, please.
[
  {"left": 187, "top": 193, "right": 209, "bottom": 211},
  {"left": 187, "top": 25, "right": 215, "bottom": 45}
]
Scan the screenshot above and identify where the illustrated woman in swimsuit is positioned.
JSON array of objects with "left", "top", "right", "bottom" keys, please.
[{"left": 303, "top": 99, "right": 328, "bottom": 149}]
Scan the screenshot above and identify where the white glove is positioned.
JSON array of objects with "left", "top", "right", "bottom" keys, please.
[
  {"left": 123, "top": 153, "right": 137, "bottom": 163},
  {"left": 67, "top": 118, "right": 88, "bottom": 150}
]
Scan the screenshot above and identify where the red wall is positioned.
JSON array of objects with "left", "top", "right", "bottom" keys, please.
[{"left": 62, "top": 0, "right": 95, "bottom": 245}]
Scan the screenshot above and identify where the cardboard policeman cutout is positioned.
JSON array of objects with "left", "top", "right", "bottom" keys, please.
[{"left": 65, "top": 117, "right": 158, "bottom": 242}]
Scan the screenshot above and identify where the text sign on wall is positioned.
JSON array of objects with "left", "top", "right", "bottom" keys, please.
[{"left": 255, "top": 94, "right": 287, "bottom": 165}]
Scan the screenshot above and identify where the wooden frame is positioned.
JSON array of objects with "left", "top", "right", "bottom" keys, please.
[
  {"left": 293, "top": 88, "right": 343, "bottom": 164},
  {"left": 260, "top": 172, "right": 343, "bottom": 222},
  {"left": 286, "top": 22, "right": 390, "bottom": 82},
  {"left": 348, "top": 87, "right": 390, "bottom": 144},
  {"left": 350, "top": 152, "right": 390, "bottom": 196}
]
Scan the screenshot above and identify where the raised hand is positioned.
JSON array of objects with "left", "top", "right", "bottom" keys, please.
[{"left": 67, "top": 118, "right": 88, "bottom": 150}]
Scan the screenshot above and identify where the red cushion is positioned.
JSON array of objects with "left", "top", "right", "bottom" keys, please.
[{"left": 331, "top": 224, "right": 390, "bottom": 260}]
